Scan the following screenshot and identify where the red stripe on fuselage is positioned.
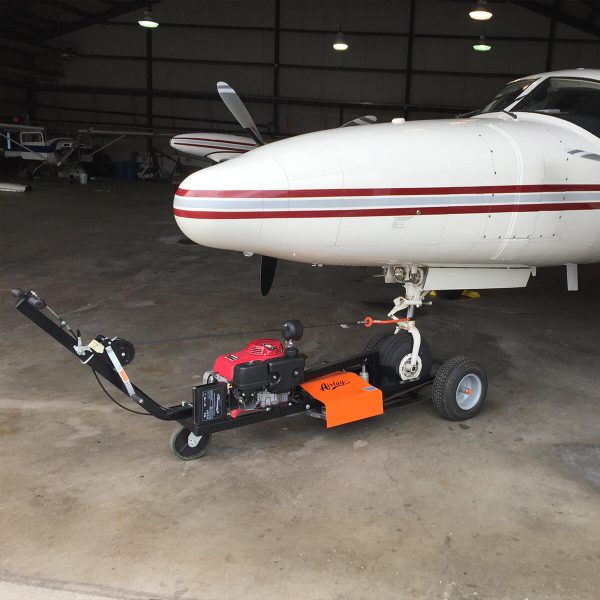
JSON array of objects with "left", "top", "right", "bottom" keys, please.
[
  {"left": 173, "top": 137, "right": 257, "bottom": 147},
  {"left": 175, "top": 184, "right": 600, "bottom": 198},
  {"left": 173, "top": 201, "right": 600, "bottom": 220}
]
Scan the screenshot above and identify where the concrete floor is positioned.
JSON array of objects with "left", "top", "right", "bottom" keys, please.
[{"left": 1, "top": 180, "right": 599, "bottom": 600}]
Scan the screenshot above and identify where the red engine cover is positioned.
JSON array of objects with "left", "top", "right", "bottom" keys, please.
[{"left": 213, "top": 338, "right": 285, "bottom": 381}]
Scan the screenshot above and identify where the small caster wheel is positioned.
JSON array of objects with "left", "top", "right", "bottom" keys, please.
[
  {"left": 432, "top": 356, "right": 487, "bottom": 421},
  {"left": 110, "top": 337, "right": 135, "bottom": 366},
  {"left": 170, "top": 426, "right": 211, "bottom": 460}
]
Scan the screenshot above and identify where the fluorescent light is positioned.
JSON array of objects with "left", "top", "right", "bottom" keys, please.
[
  {"left": 473, "top": 35, "right": 492, "bottom": 51},
  {"left": 333, "top": 31, "right": 348, "bottom": 51},
  {"left": 469, "top": 1, "right": 493, "bottom": 20},
  {"left": 138, "top": 9, "right": 159, "bottom": 28}
]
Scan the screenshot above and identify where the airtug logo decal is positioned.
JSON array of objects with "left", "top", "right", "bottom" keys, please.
[{"left": 320, "top": 378, "right": 350, "bottom": 392}]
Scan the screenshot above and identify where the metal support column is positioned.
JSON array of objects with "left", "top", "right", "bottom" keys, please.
[
  {"left": 545, "top": 0, "right": 557, "bottom": 71},
  {"left": 273, "top": 0, "right": 281, "bottom": 133},
  {"left": 404, "top": 0, "right": 416, "bottom": 120},
  {"left": 26, "top": 55, "right": 36, "bottom": 122},
  {"left": 146, "top": 27, "right": 153, "bottom": 150}
]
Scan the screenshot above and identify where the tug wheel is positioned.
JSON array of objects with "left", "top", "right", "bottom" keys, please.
[
  {"left": 369, "top": 332, "right": 432, "bottom": 384},
  {"left": 170, "top": 426, "right": 211, "bottom": 460},
  {"left": 110, "top": 338, "right": 135, "bottom": 366},
  {"left": 432, "top": 356, "right": 487, "bottom": 421}
]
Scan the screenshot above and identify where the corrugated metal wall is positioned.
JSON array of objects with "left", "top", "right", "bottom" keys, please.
[{"left": 12, "top": 0, "right": 599, "bottom": 147}]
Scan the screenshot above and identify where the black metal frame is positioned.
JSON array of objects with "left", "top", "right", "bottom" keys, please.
[{"left": 14, "top": 290, "right": 434, "bottom": 439}]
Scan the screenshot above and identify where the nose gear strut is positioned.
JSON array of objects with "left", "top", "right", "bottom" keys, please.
[{"left": 358, "top": 267, "right": 431, "bottom": 381}]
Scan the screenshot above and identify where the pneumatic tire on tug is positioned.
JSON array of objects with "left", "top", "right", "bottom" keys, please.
[
  {"left": 432, "top": 356, "right": 487, "bottom": 421},
  {"left": 170, "top": 426, "right": 212, "bottom": 460},
  {"left": 365, "top": 331, "right": 432, "bottom": 384}
]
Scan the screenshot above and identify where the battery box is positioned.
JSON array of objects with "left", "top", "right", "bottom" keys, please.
[{"left": 193, "top": 382, "right": 228, "bottom": 424}]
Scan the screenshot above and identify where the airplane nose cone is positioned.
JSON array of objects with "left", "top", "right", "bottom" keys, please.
[{"left": 173, "top": 154, "right": 288, "bottom": 251}]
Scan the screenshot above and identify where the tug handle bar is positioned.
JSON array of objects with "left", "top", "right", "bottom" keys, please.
[{"left": 11, "top": 289, "right": 192, "bottom": 423}]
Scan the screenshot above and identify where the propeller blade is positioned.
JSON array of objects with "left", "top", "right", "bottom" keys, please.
[
  {"left": 340, "top": 115, "right": 377, "bottom": 128},
  {"left": 260, "top": 256, "right": 278, "bottom": 296},
  {"left": 217, "top": 81, "right": 265, "bottom": 146}
]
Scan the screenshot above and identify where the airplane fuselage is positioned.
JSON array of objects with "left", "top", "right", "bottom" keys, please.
[{"left": 174, "top": 111, "right": 600, "bottom": 269}]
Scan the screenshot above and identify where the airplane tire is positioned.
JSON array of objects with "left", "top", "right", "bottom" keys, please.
[
  {"left": 364, "top": 333, "right": 388, "bottom": 353},
  {"left": 432, "top": 356, "right": 487, "bottom": 421},
  {"left": 372, "top": 332, "right": 432, "bottom": 383}
]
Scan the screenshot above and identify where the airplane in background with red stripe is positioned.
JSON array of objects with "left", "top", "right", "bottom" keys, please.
[
  {"left": 169, "top": 81, "right": 376, "bottom": 163},
  {"left": 173, "top": 71, "right": 600, "bottom": 378},
  {"left": 169, "top": 131, "right": 258, "bottom": 163}
]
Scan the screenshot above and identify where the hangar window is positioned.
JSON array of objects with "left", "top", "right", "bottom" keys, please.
[
  {"left": 512, "top": 77, "right": 600, "bottom": 137},
  {"left": 480, "top": 78, "right": 537, "bottom": 114}
]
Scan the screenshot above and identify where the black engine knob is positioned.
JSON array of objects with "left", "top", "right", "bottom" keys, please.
[{"left": 281, "top": 319, "right": 303, "bottom": 342}]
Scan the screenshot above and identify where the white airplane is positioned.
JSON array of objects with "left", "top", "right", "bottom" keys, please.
[
  {"left": 169, "top": 82, "right": 376, "bottom": 162},
  {"left": 169, "top": 131, "right": 259, "bottom": 163},
  {"left": 173, "top": 69, "right": 600, "bottom": 379},
  {"left": 0, "top": 123, "right": 93, "bottom": 176}
]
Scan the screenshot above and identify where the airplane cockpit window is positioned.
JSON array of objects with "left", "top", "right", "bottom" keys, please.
[
  {"left": 20, "top": 132, "right": 43, "bottom": 144},
  {"left": 512, "top": 77, "right": 600, "bottom": 137},
  {"left": 479, "top": 78, "right": 537, "bottom": 114}
]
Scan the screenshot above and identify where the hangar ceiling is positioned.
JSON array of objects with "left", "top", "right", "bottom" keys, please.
[{"left": 0, "top": 0, "right": 598, "bottom": 138}]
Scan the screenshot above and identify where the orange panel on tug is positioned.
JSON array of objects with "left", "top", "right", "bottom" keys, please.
[{"left": 300, "top": 371, "right": 383, "bottom": 428}]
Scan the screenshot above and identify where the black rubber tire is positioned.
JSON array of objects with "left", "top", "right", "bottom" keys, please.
[
  {"left": 364, "top": 333, "right": 388, "bottom": 353},
  {"left": 374, "top": 331, "right": 432, "bottom": 383},
  {"left": 437, "top": 290, "right": 463, "bottom": 300},
  {"left": 170, "top": 427, "right": 211, "bottom": 460},
  {"left": 432, "top": 356, "right": 487, "bottom": 421},
  {"left": 110, "top": 337, "right": 135, "bottom": 366}
]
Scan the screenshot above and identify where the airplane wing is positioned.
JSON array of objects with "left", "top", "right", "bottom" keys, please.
[{"left": 0, "top": 122, "right": 44, "bottom": 132}]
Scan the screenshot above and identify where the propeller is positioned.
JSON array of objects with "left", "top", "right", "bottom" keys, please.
[
  {"left": 215, "top": 84, "right": 374, "bottom": 296},
  {"left": 217, "top": 81, "right": 265, "bottom": 146},
  {"left": 260, "top": 256, "right": 278, "bottom": 296},
  {"left": 341, "top": 115, "right": 377, "bottom": 127}
]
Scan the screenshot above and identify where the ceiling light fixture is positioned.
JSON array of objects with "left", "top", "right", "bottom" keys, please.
[
  {"left": 333, "top": 31, "right": 348, "bottom": 51},
  {"left": 138, "top": 8, "right": 159, "bottom": 28},
  {"left": 469, "top": 1, "right": 493, "bottom": 20},
  {"left": 473, "top": 35, "right": 492, "bottom": 51}
]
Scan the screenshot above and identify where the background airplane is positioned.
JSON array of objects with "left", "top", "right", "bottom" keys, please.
[
  {"left": 0, "top": 122, "right": 93, "bottom": 177},
  {"left": 169, "top": 82, "right": 377, "bottom": 163}
]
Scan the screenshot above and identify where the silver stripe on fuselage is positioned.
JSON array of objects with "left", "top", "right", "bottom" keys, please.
[{"left": 174, "top": 191, "right": 599, "bottom": 212}]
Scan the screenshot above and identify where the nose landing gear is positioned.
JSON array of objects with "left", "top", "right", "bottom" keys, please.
[{"left": 365, "top": 265, "right": 487, "bottom": 419}]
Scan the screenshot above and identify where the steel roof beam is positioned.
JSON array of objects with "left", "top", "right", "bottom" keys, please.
[
  {"left": 510, "top": 1, "right": 600, "bottom": 39},
  {"left": 50, "top": 1, "right": 94, "bottom": 18},
  {"left": 104, "top": 18, "right": 599, "bottom": 43},
  {"left": 34, "top": 0, "right": 153, "bottom": 41}
]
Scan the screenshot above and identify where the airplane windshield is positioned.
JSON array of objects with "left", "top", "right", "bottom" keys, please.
[
  {"left": 480, "top": 78, "right": 537, "bottom": 114},
  {"left": 512, "top": 77, "right": 600, "bottom": 137}
]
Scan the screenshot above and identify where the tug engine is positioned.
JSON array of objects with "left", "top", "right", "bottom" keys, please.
[{"left": 201, "top": 320, "right": 305, "bottom": 415}]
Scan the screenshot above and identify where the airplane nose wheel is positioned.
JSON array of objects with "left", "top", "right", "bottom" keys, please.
[
  {"left": 170, "top": 426, "right": 212, "bottom": 460},
  {"left": 432, "top": 356, "right": 487, "bottom": 420}
]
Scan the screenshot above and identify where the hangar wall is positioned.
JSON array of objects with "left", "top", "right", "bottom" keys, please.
[{"left": 3, "top": 0, "right": 599, "bottom": 144}]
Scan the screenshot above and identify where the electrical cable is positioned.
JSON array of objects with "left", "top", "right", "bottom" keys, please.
[{"left": 92, "top": 370, "right": 151, "bottom": 416}]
